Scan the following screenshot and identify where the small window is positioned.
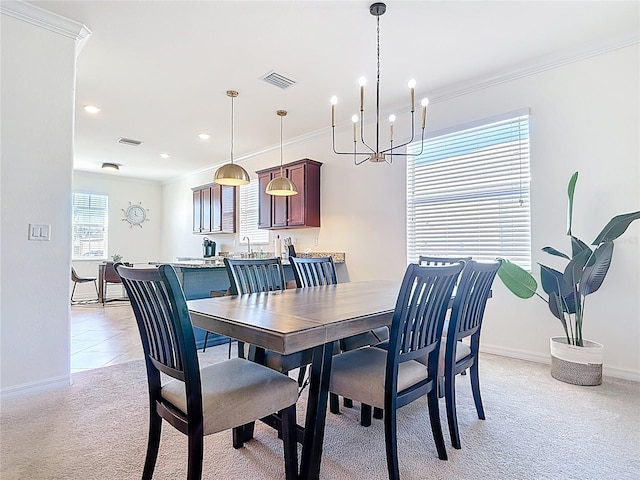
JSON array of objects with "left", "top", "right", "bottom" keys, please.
[
  {"left": 239, "top": 178, "right": 269, "bottom": 245},
  {"left": 407, "top": 110, "right": 531, "bottom": 270},
  {"left": 72, "top": 193, "right": 108, "bottom": 260}
]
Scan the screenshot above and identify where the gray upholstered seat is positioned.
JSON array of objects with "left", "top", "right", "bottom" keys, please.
[
  {"left": 329, "top": 348, "right": 428, "bottom": 409},
  {"left": 162, "top": 357, "right": 298, "bottom": 436}
]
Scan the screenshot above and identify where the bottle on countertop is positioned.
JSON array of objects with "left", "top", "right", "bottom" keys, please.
[{"left": 274, "top": 235, "right": 281, "bottom": 259}]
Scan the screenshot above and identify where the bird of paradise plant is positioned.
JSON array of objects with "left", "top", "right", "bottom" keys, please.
[{"left": 498, "top": 171, "right": 640, "bottom": 346}]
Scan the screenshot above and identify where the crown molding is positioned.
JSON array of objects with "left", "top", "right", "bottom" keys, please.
[
  {"left": 1, "top": 0, "right": 91, "bottom": 50},
  {"left": 428, "top": 36, "right": 639, "bottom": 104}
]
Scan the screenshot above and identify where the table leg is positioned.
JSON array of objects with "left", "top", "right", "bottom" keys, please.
[
  {"left": 98, "top": 264, "right": 105, "bottom": 304},
  {"left": 300, "top": 341, "right": 334, "bottom": 480}
]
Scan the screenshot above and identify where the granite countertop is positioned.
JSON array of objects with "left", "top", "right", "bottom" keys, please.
[{"left": 153, "top": 252, "right": 346, "bottom": 269}]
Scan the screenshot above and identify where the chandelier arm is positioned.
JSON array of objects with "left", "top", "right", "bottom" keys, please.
[
  {"left": 381, "top": 127, "right": 426, "bottom": 157},
  {"left": 359, "top": 111, "right": 376, "bottom": 154},
  {"left": 332, "top": 127, "right": 375, "bottom": 156}
]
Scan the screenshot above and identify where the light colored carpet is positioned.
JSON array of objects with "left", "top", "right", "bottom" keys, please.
[{"left": 1, "top": 347, "right": 639, "bottom": 480}]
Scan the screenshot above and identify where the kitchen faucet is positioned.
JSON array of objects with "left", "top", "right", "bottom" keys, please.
[{"left": 242, "top": 236, "right": 251, "bottom": 256}]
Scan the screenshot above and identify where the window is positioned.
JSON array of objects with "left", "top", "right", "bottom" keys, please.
[
  {"left": 406, "top": 110, "right": 531, "bottom": 270},
  {"left": 239, "top": 178, "right": 269, "bottom": 245},
  {"left": 72, "top": 193, "right": 108, "bottom": 260}
]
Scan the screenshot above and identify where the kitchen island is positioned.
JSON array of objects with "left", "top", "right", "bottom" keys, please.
[{"left": 155, "top": 252, "right": 346, "bottom": 349}]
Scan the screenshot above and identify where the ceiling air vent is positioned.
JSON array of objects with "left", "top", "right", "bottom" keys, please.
[
  {"left": 260, "top": 70, "right": 298, "bottom": 90},
  {"left": 117, "top": 137, "right": 142, "bottom": 146}
]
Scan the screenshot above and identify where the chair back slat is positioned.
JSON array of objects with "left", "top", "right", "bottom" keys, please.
[
  {"left": 116, "top": 264, "right": 199, "bottom": 382},
  {"left": 224, "top": 258, "right": 286, "bottom": 295},
  {"left": 418, "top": 255, "right": 472, "bottom": 267},
  {"left": 449, "top": 260, "right": 501, "bottom": 340},
  {"left": 389, "top": 263, "right": 465, "bottom": 366},
  {"left": 290, "top": 256, "right": 337, "bottom": 287}
]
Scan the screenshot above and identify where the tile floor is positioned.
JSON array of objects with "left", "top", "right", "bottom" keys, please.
[{"left": 71, "top": 300, "right": 143, "bottom": 373}]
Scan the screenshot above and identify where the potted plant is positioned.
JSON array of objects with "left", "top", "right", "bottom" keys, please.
[
  {"left": 111, "top": 253, "right": 123, "bottom": 262},
  {"left": 498, "top": 172, "right": 639, "bottom": 385}
]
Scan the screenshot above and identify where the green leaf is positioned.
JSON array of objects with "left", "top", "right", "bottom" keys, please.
[
  {"left": 548, "top": 292, "right": 568, "bottom": 325},
  {"left": 570, "top": 236, "right": 591, "bottom": 258},
  {"left": 592, "top": 211, "right": 640, "bottom": 244},
  {"left": 540, "top": 264, "right": 576, "bottom": 314},
  {"left": 580, "top": 242, "right": 614, "bottom": 296},
  {"left": 566, "top": 171, "right": 579, "bottom": 236},
  {"left": 497, "top": 259, "right": 537, "bottom": 299},
  {"left": 539, "top": 264, "right": 564, "bottom": 296},
  {"left": 563, "top": 248, "right": 591, "bottom": 291},
  {"left": 541, "top": 246, "right": 570, "bottom": 260}
]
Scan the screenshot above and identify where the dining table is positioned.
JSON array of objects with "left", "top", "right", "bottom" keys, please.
[{"left": 187, "top": 279, "right": 400, "bottom": 480}]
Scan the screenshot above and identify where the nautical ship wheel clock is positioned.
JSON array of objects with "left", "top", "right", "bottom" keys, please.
[{"left": 122, "top": 202, "right": 149, "bottom": 228}]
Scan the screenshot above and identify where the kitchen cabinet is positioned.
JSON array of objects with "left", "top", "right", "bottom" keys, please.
[
  {"left": 192, "top": 183, "right": 236, "bottom": 234},
  {"left": 256, "top": 158, "right": 321, "bottom": 229}
]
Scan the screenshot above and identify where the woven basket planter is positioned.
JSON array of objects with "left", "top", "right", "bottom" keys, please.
[{"left": 550, "top": 337, "right": 603, "bottom": 386}]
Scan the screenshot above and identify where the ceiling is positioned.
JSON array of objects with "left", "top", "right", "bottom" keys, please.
[{"left": 28, "top": 1, "right": 639, "bottom": 183}]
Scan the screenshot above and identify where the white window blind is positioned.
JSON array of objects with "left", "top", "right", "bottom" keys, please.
[
  {"left": 407, "top": 111, "right": 531, "bottom": 270},
  {"left": 72, "top": 193, "right": 108, "bottom": 260},
  {"left": 239, "top": 178, "right": 269, "bottom": 245}
]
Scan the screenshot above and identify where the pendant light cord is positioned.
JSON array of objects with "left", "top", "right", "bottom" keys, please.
[
  {"left": 280, "top": 114, "right": 284, "bottom": 177},
  {"left": 375, "top": 13, "right": 381, "bottom": 154},
  {"left": 230, "top": 94, "right": 235, "bottom": 164}
]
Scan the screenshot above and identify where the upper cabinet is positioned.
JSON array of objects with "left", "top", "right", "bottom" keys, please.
[
  {"left": 192, "top": 183, "right": 236, "bottom": 234},
  {"left": 256, "top": 158, "right": 322, "bottom": 229}
]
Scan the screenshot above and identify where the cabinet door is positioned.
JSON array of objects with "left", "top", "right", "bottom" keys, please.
[
  {"left": 258, "top": 172, "right": 273, "bottom": 229},
  {"left": 201, "top": 187, "right": 212, "bottom": 233},
  {"left": 211, "top": 185, "right": 222, "bottom": 232},
  {"left": 221, "top": 185, "right": 236, "bottom": 233},
  {"left": 286, "top": 163, "right": 306, "bottom": 226},
  {"left": 272, "top": 174, "right": 288, "bottom": 227},
  {"left": 193, "top": 189, "right": 202, "bottom": 233}
]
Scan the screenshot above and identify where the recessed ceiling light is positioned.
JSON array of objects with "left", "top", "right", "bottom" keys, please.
[
  {"left": 160, "top": 153, "right": 170, "bottom": 159},
  {"left": 198, "top": 133, "right": 211, "bottom": 140},
  {"left": 102, "top": 162, "right": 119, "bottom": 171},
  {"left": 83, "top": 105, "right": 101, "bottom": 114}
]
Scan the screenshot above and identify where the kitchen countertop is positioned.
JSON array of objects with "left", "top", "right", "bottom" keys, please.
[{"left": 151, "top": 252, "right": 346, "bottom": 269}]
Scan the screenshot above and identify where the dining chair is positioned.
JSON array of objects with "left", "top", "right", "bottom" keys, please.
[
  {"left": 439, "top": 259, "right": 501, "bottom": 449},
  {"left": 290, "top": 256, "right": 391, "bottom": 418},
  {"left": 102, "top": 261, "right": 131, "bottom": 303},
  {"left": 115, "top": 263, "right": 299, "bottom": 480},
  {"left": 353, "top": 255, "right": 472, "bottom": 426},
  {"left": 224, "top": 257, "right": 314, "bottom": 385},
  {"left": 71, "top": 267, "right": 98, "bottom": 303},
  {"left": 328, "top": 262, "right": 465, "bottom": 479}
]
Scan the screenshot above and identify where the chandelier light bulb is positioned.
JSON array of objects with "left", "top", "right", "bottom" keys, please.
[
  {"left": 330, "top": 96, "right": 338, "bottom": 105},
  {"left": 359, "top": 77, "right": 367, "bottom": 87},
  {"left": 388, "top": 114, "right": 396, "bottom": 123},
  {"left": 351, "top": 115, "right": 358, "bottom": 123},
  {"left": 421, "top": 98, "right": 430, "bottom": 107},
  {"left": 408, "top": 79, "right": 416, "bottom": 89}
]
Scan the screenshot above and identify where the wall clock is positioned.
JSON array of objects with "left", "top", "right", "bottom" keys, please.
[{"left": 122, "top": 202, "right": 149, "bottom": 228}]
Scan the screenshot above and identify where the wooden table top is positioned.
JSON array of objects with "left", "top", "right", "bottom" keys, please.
[{"left": 187, "top": 279, "right": 399, "bottom": 355}]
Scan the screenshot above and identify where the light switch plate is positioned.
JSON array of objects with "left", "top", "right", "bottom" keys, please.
[{"left": 28, "top": 224, "right": 51, "bottom": 241}]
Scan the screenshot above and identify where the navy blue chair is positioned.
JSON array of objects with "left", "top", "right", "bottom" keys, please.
[
  {"left": 440, "top": 259, "right": 501, "bottom": 449},
  {"left": 116, "top": 263, "right": 299, "bottom": 480},
  {"left": 328, "top": 262, "right": 465, "bottom": 479}
]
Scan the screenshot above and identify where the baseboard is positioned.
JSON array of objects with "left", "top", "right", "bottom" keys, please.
[
  {"left": 1, "top": 374, "right": 71, "bottom": 400},
  {"left": 480, "top": 343, "right": 640, "bottom": 382}
]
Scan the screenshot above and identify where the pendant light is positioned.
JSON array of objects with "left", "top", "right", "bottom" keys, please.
[
  {"left": 266, "top": 110, "right": 298, "bottom": 196},
  {"left": 213, "top": 90, "right": 250, "bottom": 186}
]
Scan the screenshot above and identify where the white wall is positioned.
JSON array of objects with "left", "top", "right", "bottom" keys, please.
[
  {"left": 162, "top": 45, "right": 639, "bottom": 379},
  {"left": 1, "top": 13, "right": 80, "bottom": 394},
  {"left": 71, "top": 171, "right": 163, "bottom": 299}
]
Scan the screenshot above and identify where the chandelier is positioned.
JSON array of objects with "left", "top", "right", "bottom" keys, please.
[
  {"left": 213, "top": 90, "right": 250, "bottom": 186},
  {"left": 331, "top": 2, "right": 429, "bottom": 165}
]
